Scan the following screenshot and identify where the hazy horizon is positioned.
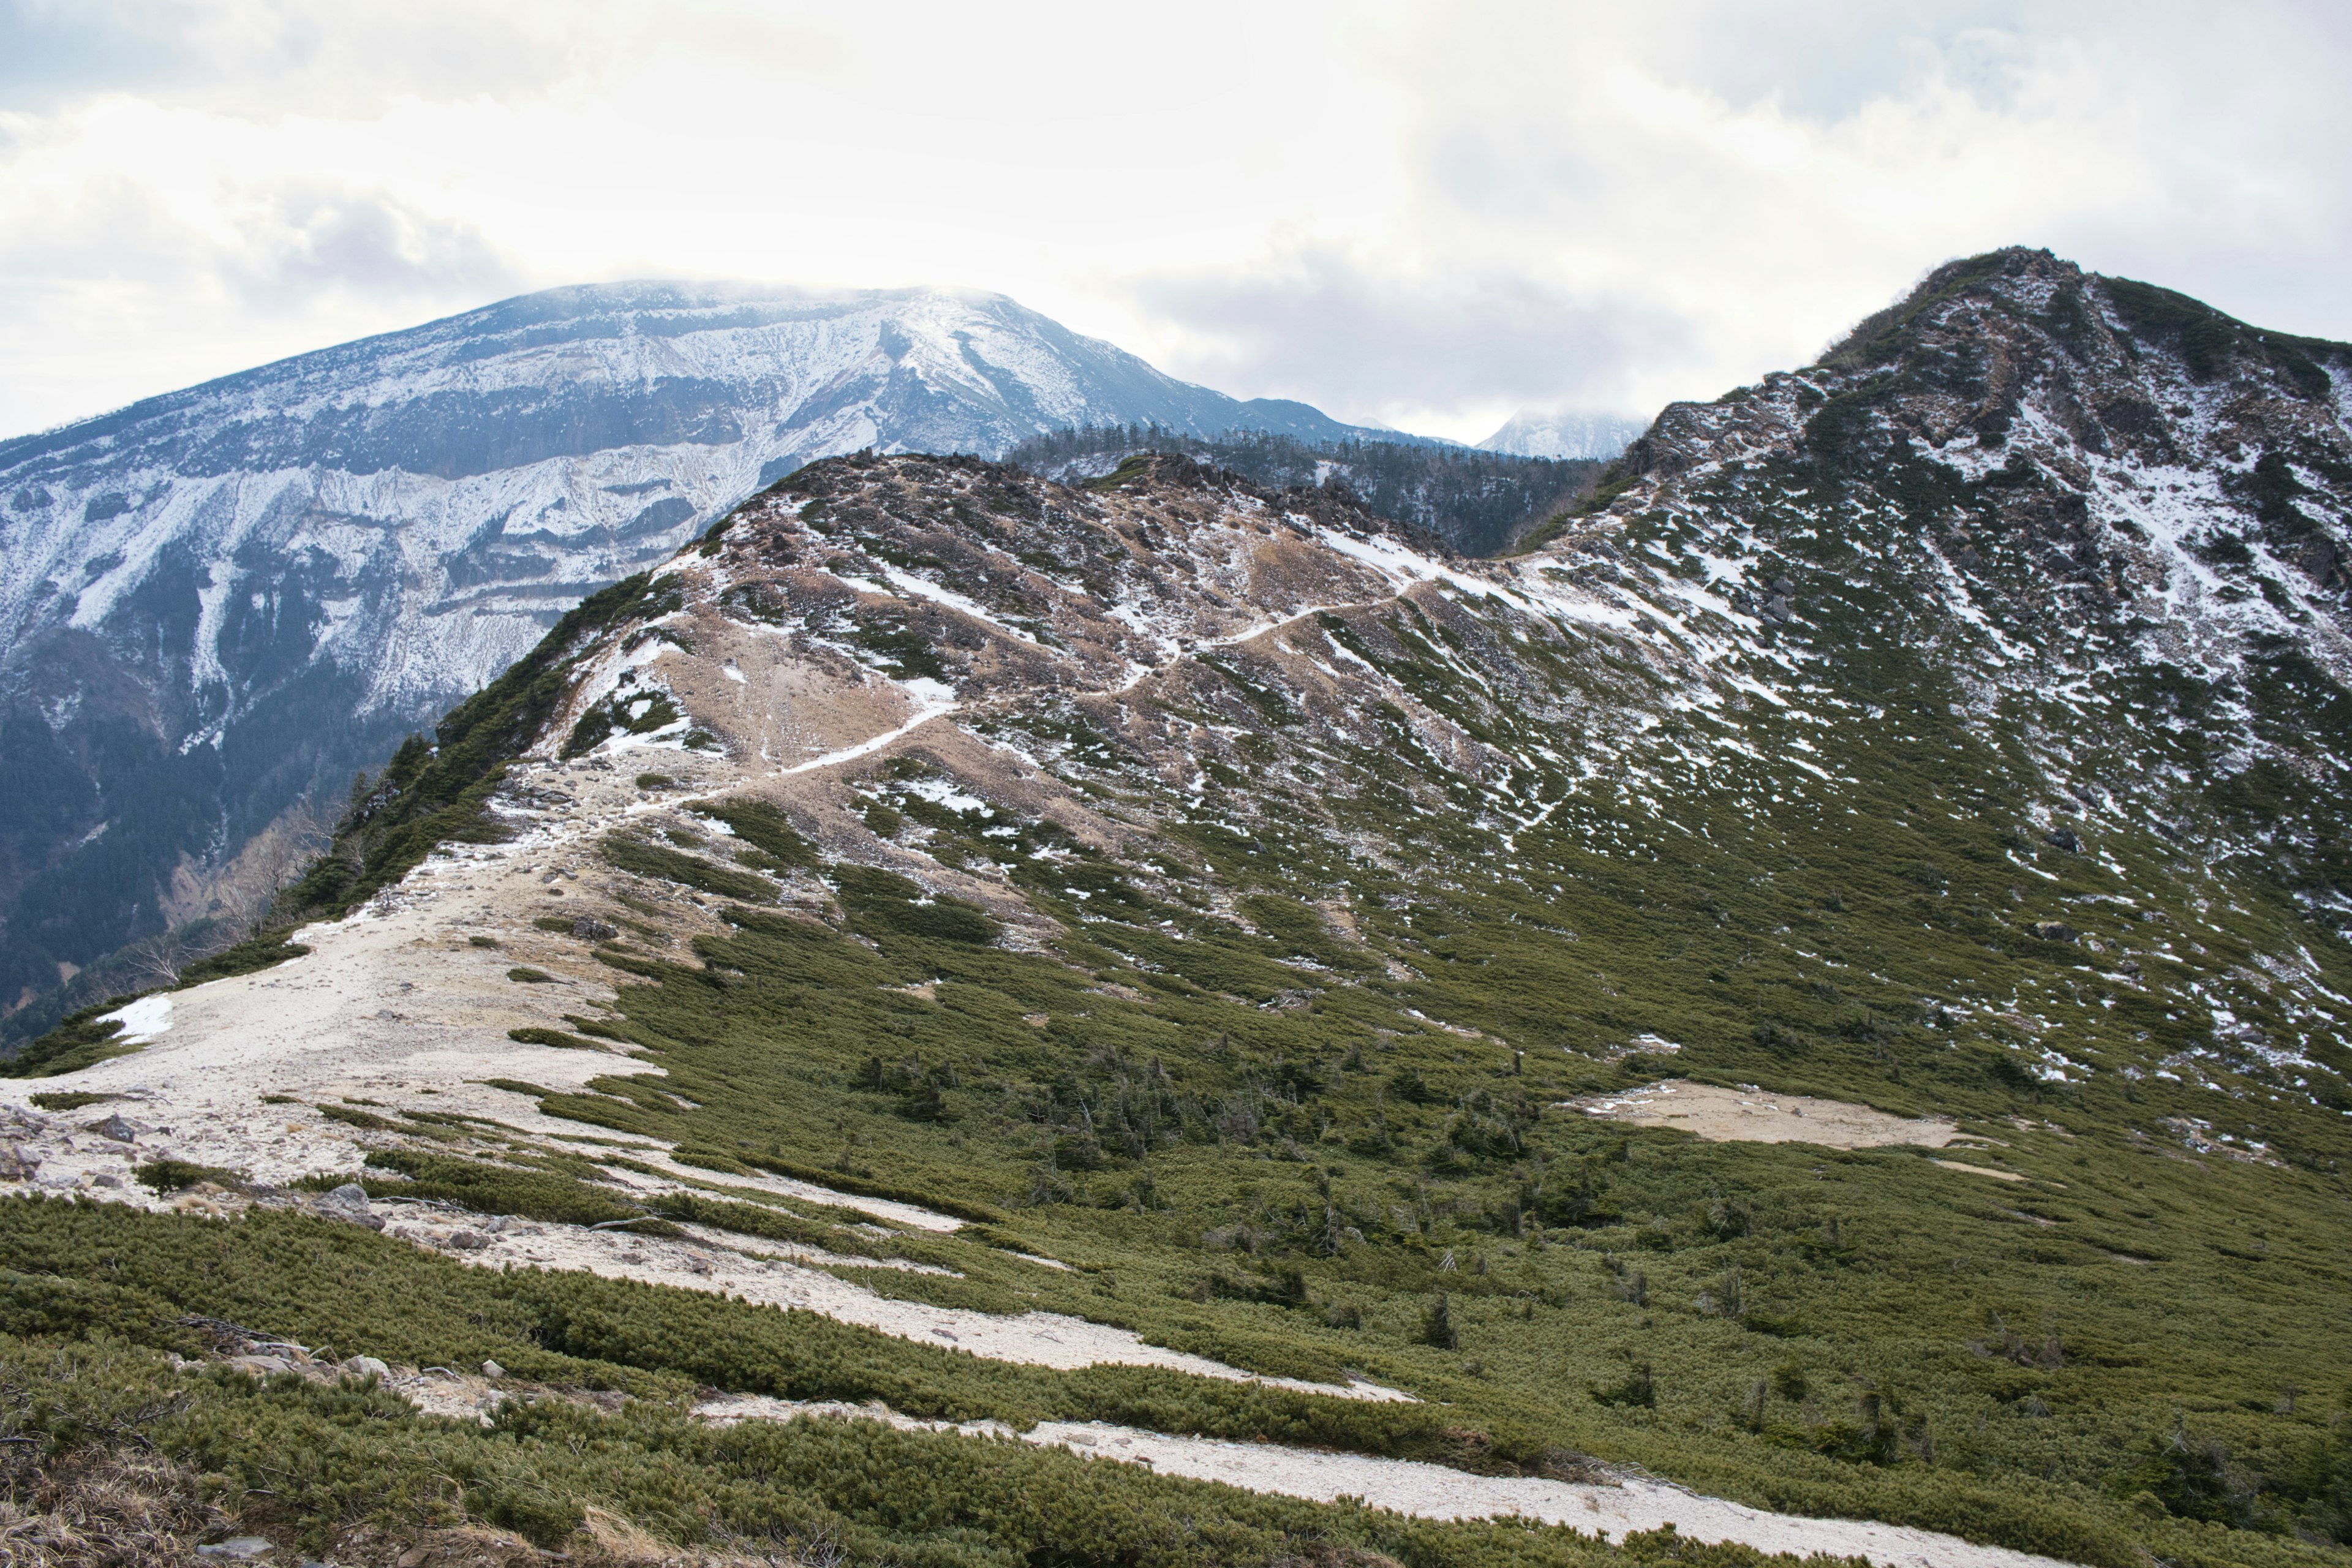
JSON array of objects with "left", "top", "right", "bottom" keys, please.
[{"left": 3, "top": 1, "right": 2346, "bottom": 443}]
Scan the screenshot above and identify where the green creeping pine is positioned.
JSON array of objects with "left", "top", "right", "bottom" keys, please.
[{"left": 14, "top": 428, "right": 2352, "bottom": 1566}]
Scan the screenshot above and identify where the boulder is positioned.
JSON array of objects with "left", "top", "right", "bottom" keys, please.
[
  {"left": 87, "top": 1114, "right": 138, "bottom": 1143},
  {"left": 227, "top": 1354, "right": 293, "bottom": 1377},
  {"left": 2043, "top": 827, "right": 2081, "bottom": 853},
  {"left": 2032, "top": 921, "right": 2078, "bottom": 942},
  {"left": 0, "top": 1144, "right": 38, "bottom": 1182},
  {"left": 344, "top": 1355, "right": 391, "bottom": 1379},
  {"left": 315, "top": 1183, "right": 385, "bottom": 1231}
]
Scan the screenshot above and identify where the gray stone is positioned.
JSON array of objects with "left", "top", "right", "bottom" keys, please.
[
  {"left": 481, "top": 1359, "right": 506, "bottom": 1379},
  {"left": 88, "top": 1114, "right": 138, "bottom": 1142},
  {"left": 197, "top": 1539, "right": 276, "bottom": 1560},
  {"left": 344, "top": 1355, "right": 391, "bottom": 1379},
  {"left": 444, "top": 1229, "right": 492, "bottom": 1251},
  {"left": 315, "top": 1183, "right": 385, "bottom": 1231},
  {"left": 572, "top": 916, "right": 619, "bottom": 941},
  {"left": 2032, "top": 921, "right": 2078, "bottom": 942}
]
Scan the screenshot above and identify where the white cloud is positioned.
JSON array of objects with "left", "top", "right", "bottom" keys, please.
[{"left": 0, "top": 0, "right": 2346, "bottom": 442}]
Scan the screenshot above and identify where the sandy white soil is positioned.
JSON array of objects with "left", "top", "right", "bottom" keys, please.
[
  {"left": 0, "top": 744, "right": 1401, "bottom": 1405},
  {"left": 380, "top": 1200, "right": 1404, "bottom": 1398},
  {"left": 0, "top": 790, "right": 675, "bottom": 1197},
  {"left": 1931, "top": 1158, "right": 2027, "bottom": 1182},
  {"left": 1570, "top": 1080, "right": 1961, "bottom": 1149},
  {"left": 690, "top": 1396, "right": 2076, "bottom": 1568}
]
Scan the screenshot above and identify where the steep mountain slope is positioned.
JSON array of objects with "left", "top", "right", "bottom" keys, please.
[
  {"left": 0, "top": 282, "right": 1392, "bottom": 1038},
  {"left": 1553, "top": 246, "right": 2352, "bottom": 935},
  {"left": 7, "top": 245, "right": 2352, "bottom": 1568}
]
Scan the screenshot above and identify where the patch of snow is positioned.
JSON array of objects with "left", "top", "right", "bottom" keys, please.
[{"left": 99, "top": 995, "right": 173, "bottom": 1045}]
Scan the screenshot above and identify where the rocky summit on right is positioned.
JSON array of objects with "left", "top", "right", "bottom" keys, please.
[{"left": 4, "top": 247, "right": 2352, "bottom": 1568}]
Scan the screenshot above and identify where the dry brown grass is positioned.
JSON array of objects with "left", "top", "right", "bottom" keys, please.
[
  {"left": 573, "top": 1507, "right": 841, "bottom": 1567},
  {"left": 0, "top": 1448, "right": 221, "bottom": 1567},
  {"left": 325, "top": 1512, "right": 841, "bottom": 1568}
]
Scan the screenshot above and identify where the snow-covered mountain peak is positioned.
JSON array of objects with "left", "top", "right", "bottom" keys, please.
[
  {"left": 1478, "top": 409, "right": 1646, "bottom": 462},
  {"left": 0, "top": 281, "right": 1384, "bottom": 1031}
]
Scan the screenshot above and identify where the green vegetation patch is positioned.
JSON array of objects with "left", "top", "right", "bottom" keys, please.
[
  {"left": 174, "top": 931, "right": 312, "bottom": 987},
  {"left": 357, "top": 1151, "right": 646, "bottom": 1226},
  {"left": 833, "top": 865, "right": 1001, "bottom": 946},
  {"left": 562, "top": 685, "right": 683, "bottom": 760},
  {"left": 690, "top": 796, "right": 821, "bottom": 869},
  {"left": 134, "top": 1158, "right": 249, "bottom": 1193},
  {"left": 0, "top": 998, "right": 143, "bottom": 1078},
  {"left": 601, "top": 834, "right": 778, "bottom": 904},
  {"left": 734, "top": 1151, "right": 1009, "bottom": 1226},
  {"left": 0, "top": 1325, "right": 1746, "bottom": 1568},
  {"left": 507, "top": 1027, "right": 605, "bottom": 1051}
]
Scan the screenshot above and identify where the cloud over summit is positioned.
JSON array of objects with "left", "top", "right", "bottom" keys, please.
[{"left": 1, "top": 1, "right": 2346, "bottom": 442}]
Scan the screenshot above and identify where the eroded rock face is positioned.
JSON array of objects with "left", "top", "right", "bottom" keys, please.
[{"left": 1629, "top": 249, "right": 2352, "bottom": 652}]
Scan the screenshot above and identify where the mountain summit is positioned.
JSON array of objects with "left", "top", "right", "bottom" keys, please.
[
  {"left": 1565, "top": 246, "right": 2352, "bottom": 903},
  {"left": 0, "top": 282, "right": 1392, "bottom": 1030},
  {"left": 1479, "top": 409, "right": 1646, "bottom": 461}
]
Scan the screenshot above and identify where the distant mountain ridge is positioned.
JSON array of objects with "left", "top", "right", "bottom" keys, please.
[
  {"left": 1478, "top": 409, "right": 1646, "bottom": 461},
  {"left": 1006, "top": 424, "right": 1602, "bottom": 555},
  {"left": 0, "top": 281, "right": 1403, "bottom": 1033}
]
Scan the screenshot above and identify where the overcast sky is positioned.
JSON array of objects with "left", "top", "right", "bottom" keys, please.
[{"left": 2, "top": 0, "right": 2346, "bottom": 443}]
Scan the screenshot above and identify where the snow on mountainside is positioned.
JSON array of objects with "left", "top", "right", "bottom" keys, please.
[
  {"left": 0, "top": 281, "right": 1384, "bottom": 1031},
  {"left": 1558, "top": 247, "right": 2352, "bottom": 911},
  {"left": 1479, "top": 409, "right": 1646, "bottom": 462},
  {"left": 13, "top": 420, "right": 2352, "bottom": 1564}
]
